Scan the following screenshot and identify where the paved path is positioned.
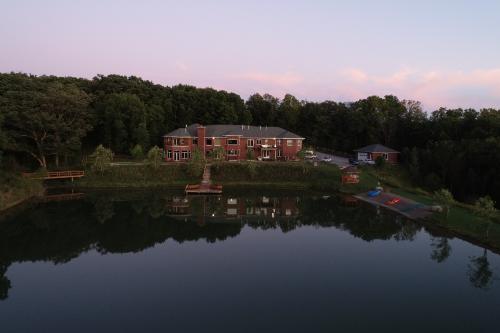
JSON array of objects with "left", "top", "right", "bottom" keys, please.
[
  {"left": 355, "top": 191, "right": 433, "bottom": 220},
  {"left": 314, "top": 152, "right": 350, "bottom": 168}
]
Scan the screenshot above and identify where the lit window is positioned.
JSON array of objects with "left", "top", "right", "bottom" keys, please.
[
  {"left": 228, "top": 139, "right": 239, "bottom": 145},
  {"left": 215, "top": 138, "right": 222, "bottom": 146},
  {"left": 287, "top": 139, "right": 294, "bottom": 146}
]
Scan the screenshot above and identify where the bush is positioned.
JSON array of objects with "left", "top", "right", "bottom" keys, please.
[
  {"left": 130, "top": 144, "right": 144, "bottom": 160},
  {"left": 89, "top": 145, "right": 114, "bottom": 174},
  {"left": 146, "top": 146, "right": 163, "bottom": 170},
  {"left": 187, "top": 147, "right": 204, "bottom": 177},
  {"left": 246, "top": 148, "right": 255, "bottom": 160},
  {"left": 375, "top": 156, "right": 386, "bottom": 169},
  {"left": 474, "top": 196, "right": 497, "bottom": 219}
]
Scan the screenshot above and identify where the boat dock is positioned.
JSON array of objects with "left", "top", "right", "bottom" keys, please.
[
  {"left": 355, "top": 191, "right": 433, "bottom": 220},
  {"left": 185, "top": 164, "right": 223, "bottom": 194}
]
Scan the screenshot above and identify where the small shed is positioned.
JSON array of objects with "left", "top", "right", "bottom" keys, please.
[
  {"left": 341, "top": 166, "right": 360, "bottom": 184},
  {"left": 354, "top": 144, "right": 399, "bottom": 164}
]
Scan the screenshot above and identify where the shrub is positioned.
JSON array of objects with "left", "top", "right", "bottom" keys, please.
[
  {"left": 433, "top": 189, "right": 456, "bottom": 218},
  {"left": 187, "top": 147, "right": 204, "bottom": 177},
  {"left": 246, "top": 148, "right": 255, "bottom": 160},
  {"left": 130, "top": 144, "right": 144, "bottom": 160},
  {"left": 474, "top": 196, "right": 497, "bottom": 219},
  {"left": 89, "top": 145, "right": 114, "bottom": 174},
  {"left": 146, "top": 146, "right": 163, "bottom": 170},
  {"left": 375, "top": 156, "right": 386, "bottom": 169}
]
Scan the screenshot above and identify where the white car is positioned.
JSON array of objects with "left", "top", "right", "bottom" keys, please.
[{"left": 322, "top": 156, "right": 332, "bottom": 162}]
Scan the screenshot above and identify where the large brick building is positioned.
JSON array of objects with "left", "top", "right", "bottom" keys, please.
[{"left": 163, "top": 124, "right": 304, "bottom": 162}]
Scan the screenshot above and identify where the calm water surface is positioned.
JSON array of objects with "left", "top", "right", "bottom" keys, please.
[{"left": 0, "top": 190, "right": 499, "bottom": 332}]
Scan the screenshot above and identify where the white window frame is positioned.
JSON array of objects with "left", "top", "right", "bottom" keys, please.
[
  {"left": 247, "top": 139, "right": 254, "bottom": 147},
  {"left": 287, "top": 139, "right": 294, "bottom": 146},
  {"left": 167, "top": 150, "right": 172, "bottom": 159},
  {"left": 228, "top": 139, "right": 239, "bottom": 145}
]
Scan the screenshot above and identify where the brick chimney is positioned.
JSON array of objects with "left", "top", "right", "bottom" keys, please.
[{"left": 197, "top": 125, "right": 206, "bottom": 155}]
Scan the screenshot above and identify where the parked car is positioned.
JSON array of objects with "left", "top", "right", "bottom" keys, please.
[
  {"left": 348, "top": 158, "right": 359, "bottom": 165},
  {"left": 304, "top": 152, "right": 317, "bottom": 159},
  {"left": 322, "top": 156, "right": 332, "bottom": 162}
]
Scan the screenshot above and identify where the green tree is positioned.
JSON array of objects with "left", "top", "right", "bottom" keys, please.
[
  {"left": 209, "top": 147, "right": 225, "bottom": 161},
  {"left": 146, "top": 146, "right": 163, "bottom": 170},
  {"left": 90, "top": 145, "right": 114, "bottom": 174},
  {"left": 433, "top": 189, "right": 456, "bottom": 218},
  {"left": 375, "top": 156, "right": 386, "bottom": 169},
  {"left": 2, "top": 82, "right": 91, "bottom": 168},
  {"left": 474, "top": 196, "right": 497, "bottom": 219},
  {"left": 187, "top": 147, "right": 204, "bottom": 177},
  {"left": 246, "top": 148, "right": 255, "bottom": 160},
  {"left": 130, "top": 144, "right": 144, "bottom": 160}
]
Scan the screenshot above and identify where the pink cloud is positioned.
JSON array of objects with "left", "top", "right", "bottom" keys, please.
[{"left": 338, "top": 67, "right": 500, "bottom": 109}]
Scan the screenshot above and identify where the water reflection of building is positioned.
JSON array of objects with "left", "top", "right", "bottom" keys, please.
[{"left": 165, "top": 195, "right": 300, "bottom": 224}]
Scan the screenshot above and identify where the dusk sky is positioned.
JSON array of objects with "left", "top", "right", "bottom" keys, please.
[{"left": 1, "top": 0, "right": 500, "bottom": 110}]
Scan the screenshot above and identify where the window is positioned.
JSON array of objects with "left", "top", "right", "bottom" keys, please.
[
  {"left": 173, "top": 138, "right": 181, "bottom": 146},
  {"left": 206, "top": 138, "right": 213, "bottom": 146},
  {"left": 181, "top": 151, "right": 191, "bottom": 159},
  {"left": 297, "top": 140, "right": 302, "bottom": 148},
  {"left": 383, "top": 153, "right": 389, "bottom": 160},
  {"left": 167, "top": 150, "right": 172, "bottom": 159},
  {"left": 277, "top": 139, "right": 281, "bottom": 145},
  {"left": 264, "top": 139, "right": 269, "bottom": 144},
  {"left": 228, "top": 139, "right": 239, "bottom": 145},
  {"left": 193, "top": 138, "right": 198, "bottom": 145},
  {"left": 214, "top": 138, "right": 222, "bottom": 146},
  {"left": 247, "top": 139, "right": 254, "bottom": 147},
  {"left": 227, "top": 149, "right": 239, "bottom": 156},
  {"left": 227, "top": 198, "right": 238, "bottom": 205},
  {"left": 256, "top": 139, "right": 262, "bottom": 145},
  {"left": 287, "top": 139, "right": 294, "bottom": 146},
  {"left": 277, "top": 150, "right": 282, "bottom": 157}
]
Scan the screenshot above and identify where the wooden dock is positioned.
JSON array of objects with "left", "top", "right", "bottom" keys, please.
[
  {"left": 185, "top": 164, "right": 223, "bottom": 194},
  {"left": 23, "top": 170, "right": 85, "bottom": 181}
]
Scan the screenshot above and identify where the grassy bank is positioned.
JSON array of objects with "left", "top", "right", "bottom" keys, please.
[
  {"left": 359, "top": 164, "right": 500, "bottom": 250},
  {"left": 76, "top": 163, "right": 198, "bottom": 188},
  {"left": 211, "top": 161, "right": 343, "bottom": 191},
  {"left": 0, "top": 173, "right": 44, "bottom": 212}
]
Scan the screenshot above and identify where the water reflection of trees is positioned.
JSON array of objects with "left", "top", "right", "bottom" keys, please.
[
  {"left": 468, "top": 249, "right": 494, "bottom": 290},
  {"left": 0, "top": 191, "right": 497, "bottom": 299}
]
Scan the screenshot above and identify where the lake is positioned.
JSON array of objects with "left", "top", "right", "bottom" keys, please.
[{"left": 0, "top": 189, "right": 499, "bottom": 332}]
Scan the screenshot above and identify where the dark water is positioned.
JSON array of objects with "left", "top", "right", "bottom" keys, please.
[{"left": 0, "top": 190, "right": 499, "bottom": 332}]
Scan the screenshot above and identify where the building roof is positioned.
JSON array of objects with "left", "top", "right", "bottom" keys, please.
[
  {"left": 164, "top": 124, "right": 304, "bottom": 139},
  {"left": 354, "top": 144, "right": 399, "bottom": 153}
]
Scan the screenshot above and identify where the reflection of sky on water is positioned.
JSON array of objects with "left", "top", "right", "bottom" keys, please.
[{"left": 0, "top": 191, "right": 499, "bottom": 332}]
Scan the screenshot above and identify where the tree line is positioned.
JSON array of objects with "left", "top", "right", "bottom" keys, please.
[{"left": 0, "top": 72, "right": 499, "bottom": 206}]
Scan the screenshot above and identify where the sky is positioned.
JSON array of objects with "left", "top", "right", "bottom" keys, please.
[{"left": 1, "top": 0, "right": 500, "bottom": 110}]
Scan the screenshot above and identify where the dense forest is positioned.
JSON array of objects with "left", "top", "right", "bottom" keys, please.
[{"left": 0, "top": 72, "right": 499, "bottom": 206}]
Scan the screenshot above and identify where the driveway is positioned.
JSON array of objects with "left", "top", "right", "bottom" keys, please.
[{"left": 314, "top": 152, "right": 350, "bottom": 168}]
